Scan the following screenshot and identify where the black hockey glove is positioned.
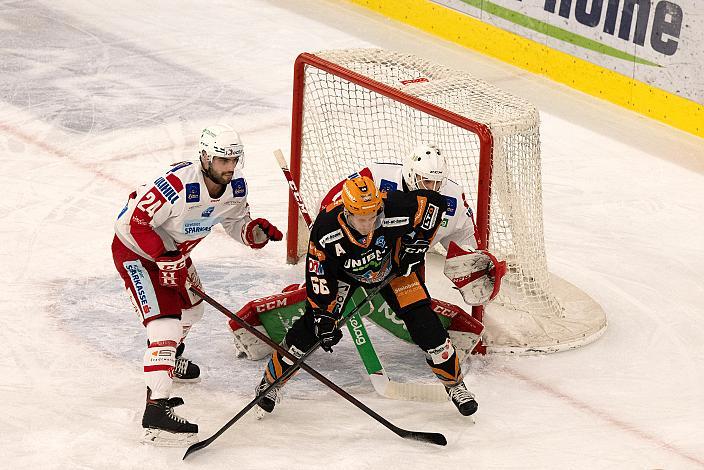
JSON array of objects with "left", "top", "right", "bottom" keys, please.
[
  {"left": 398, "top": 239, "right": 430, "bottom": 277},
  {"left": 313, "top": 310, "right": 343, "bottom": 353}
]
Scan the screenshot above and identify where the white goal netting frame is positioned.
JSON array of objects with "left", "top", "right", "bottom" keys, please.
[{"left": 285, "top": 49, "right": 606, "bottom": 354}]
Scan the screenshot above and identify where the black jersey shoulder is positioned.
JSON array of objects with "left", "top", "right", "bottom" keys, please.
[
  {"left": 310, "top": 203, "right": 345, "bottom": 247},
  {"left": 383, "top": 189, "right": 447, "bottom": 217}
]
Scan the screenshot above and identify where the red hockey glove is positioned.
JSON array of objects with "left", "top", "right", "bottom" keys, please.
[
  {"left": 155, "top": 251, "right": 188, "bottom": 288},
  {"left": 244, "top": 218, "right": 283, "bottom": 249}
]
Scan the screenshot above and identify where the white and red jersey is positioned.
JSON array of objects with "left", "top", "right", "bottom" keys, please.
[
  {"left": 320, "top": 162, "right": 478, "bottom": 250},
  {"left": 115, "top": 160, "right": 253, "bottom": 260}
]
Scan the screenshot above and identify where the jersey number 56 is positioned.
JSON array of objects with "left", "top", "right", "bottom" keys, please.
[{"left": 310, "top": 277, "right": 330, "bottom": 295}]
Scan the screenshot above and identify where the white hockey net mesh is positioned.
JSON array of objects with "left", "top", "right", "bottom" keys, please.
[{"left": 292, "top": 49, "right": 606, "bottom": 353}]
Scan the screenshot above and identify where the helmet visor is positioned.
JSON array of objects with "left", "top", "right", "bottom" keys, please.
[
  {"left": 345, "top": 207, "right": 384, "bottom": 235},
  {"left": 221, "top": 144, "right": 245, "bottom": 169}
]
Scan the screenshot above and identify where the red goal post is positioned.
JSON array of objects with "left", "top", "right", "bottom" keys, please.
[{"left": 285, "top": 49, "right": 607, "bottom": 355}]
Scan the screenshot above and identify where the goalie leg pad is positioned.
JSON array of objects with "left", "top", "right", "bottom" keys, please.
[
  {"left": 144, "top": 317, "right": 181, "bottom": 399},
  {"left": 232, "top": 325, "right": 273, "bottom": 360},
  {"left": 449, "top": 330, "right": 482, "bottom": 362}
]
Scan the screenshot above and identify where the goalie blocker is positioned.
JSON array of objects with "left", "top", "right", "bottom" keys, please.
[{"left": 228, "top": 283, "right": 484, "bottom": 362}]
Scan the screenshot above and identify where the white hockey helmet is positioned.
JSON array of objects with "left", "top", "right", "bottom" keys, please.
[
  {"left": 199, "top": 124, "right": 245, "bottom": 168},
  {"left": 402, "top": 143, "right": 447, "bottom": 191}
]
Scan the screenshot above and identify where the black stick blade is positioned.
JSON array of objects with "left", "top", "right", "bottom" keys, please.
[
  {"left": 183, "top": 439, "right": 212, "bottom": 460},
  {"left": 399, "top": 430, "right": 447, "bottom": 446}
]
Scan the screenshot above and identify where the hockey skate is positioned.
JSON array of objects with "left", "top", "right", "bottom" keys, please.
[
  {"left": 254, "top": 377, "right": 282, "bottom": 419},
  {"left": 173, "top": 342, "right": 201, "bottom": 383},
  {"left": 446, "top": 382, "right": 478, "bottom": 416},
  {"left": 141, "top": 388, "right": 198, "bottom": 446}
]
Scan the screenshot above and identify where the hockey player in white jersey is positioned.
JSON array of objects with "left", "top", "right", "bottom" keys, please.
[
  {"left": 319, "top": 143, "right": 478, "bottom": 252},
  {"left": 112, "top": 124, "right": 282, "bottom": 446}
]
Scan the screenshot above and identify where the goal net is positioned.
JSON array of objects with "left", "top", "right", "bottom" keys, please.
[{"left": 285, "top": 48, "right": 607, "bottom": 354}]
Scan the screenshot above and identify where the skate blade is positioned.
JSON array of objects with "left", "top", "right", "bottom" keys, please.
[
  {"left": 172, "top": 376, "right": 201, "bottom": 384},
  {"left": 254, "top": 405, "right": 269, "bottom": 420},
  {"left": 141, "top": 428, "right": 198, "bottom": 447}
]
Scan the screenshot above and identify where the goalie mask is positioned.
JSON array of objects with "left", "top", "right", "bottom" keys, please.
[
  {"left": 199, "top": 124, "right": 245, "bottom": 168},
  {"left": 402, "top": 144, "right": 448, "bottom": 192},
  {"left": 443, "top": 241, "right": 507, "bottom": 306}
]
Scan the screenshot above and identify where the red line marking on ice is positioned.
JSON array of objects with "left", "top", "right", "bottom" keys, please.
[
  {"left": 0, "top": 122, "right": 134, "bottom": 189},
  {"left": 505, "top": 367, "right": 704, "bottom": 468}
]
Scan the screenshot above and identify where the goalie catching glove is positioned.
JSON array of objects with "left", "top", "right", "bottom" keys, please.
[
  {"left": 312, "top": 309, "right": 343, "bottom": 353},
  {"left": 243, "top": 218, "right": 283, "bottom": 249},
  {"left": 155, "top": 251, "right": 188, "bottom": 289},
  {"left": 443, "top": 241, "right": 506, "bottom": 306}
]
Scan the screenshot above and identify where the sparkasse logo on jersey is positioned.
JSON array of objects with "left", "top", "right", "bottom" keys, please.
[{"left": 125, "top": 263, "right": 151, "bottom": 314}]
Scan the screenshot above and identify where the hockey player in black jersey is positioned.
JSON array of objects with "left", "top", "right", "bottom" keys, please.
[{"left": 254, "top": 175, "right": 478, "bottom": 417}]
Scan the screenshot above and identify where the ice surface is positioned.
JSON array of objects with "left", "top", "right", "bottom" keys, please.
[{"left": 1, "top": 1, "right": 703, "bottom": 468}]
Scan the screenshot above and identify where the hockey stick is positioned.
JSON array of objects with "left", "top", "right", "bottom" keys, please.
[
  {"left": 273, "top": 148, "right": 313, "bottom": 227},
  {"left": 274, "top": 149, "right": 447, "bottom": 402},
  {"left": 183, "top": 281, "right": 446, "bottom": 459},
  {"left": 347, "top": 290, "right": 450, "bottom": 403}
]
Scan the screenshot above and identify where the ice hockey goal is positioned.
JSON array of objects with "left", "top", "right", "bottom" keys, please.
[{"left": 285, "top": 49, "right": 606, "bottom": 354}]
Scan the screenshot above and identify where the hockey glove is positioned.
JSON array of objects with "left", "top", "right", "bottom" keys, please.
[
  {"left": 313, "top": 310, "right": 343, "bottom": 353},
  {"left": 244, "top": 218, "right": 283, "bottom": 249},
  {"left": 443, "top": 241, "right": 506, "bottom": 306},
  {"left": 155, "top": 251, "right": 188, "bottom": 289},
  {"left": 397, "top": 239, "right": 430, "bottom": 277}
]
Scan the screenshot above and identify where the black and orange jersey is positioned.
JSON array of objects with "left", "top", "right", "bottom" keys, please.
[{"left": 305, "top": 189, "right": 447, "bottom": 315}]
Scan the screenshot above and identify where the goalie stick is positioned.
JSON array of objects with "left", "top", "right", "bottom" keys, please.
[
  {"left": 274, "top": 149, "right": 448, "bottom": 402},
  {"left": 183, "top": 280, "right": 446, "bottom": 460}
]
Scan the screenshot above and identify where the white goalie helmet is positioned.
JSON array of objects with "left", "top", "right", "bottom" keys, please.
[
  {"left": 402, "top": 143, "right": 448, "bottom": 191},
  {"left": 199, "top": 124, "right": 245, "bottom": 168}
]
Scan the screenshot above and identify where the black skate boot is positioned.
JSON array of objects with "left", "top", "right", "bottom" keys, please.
[
  {"left": 254, "top": 376, "right": 282, "bottom": 419},
  {"left": 141, "top": 388, "right": 198, "bottom": 446},
  {"left": 446, "top": 382, "right": 478, "bottom": 416},
  {"left": 173, "top": 342, "right": 200, "bottom": 383}
]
